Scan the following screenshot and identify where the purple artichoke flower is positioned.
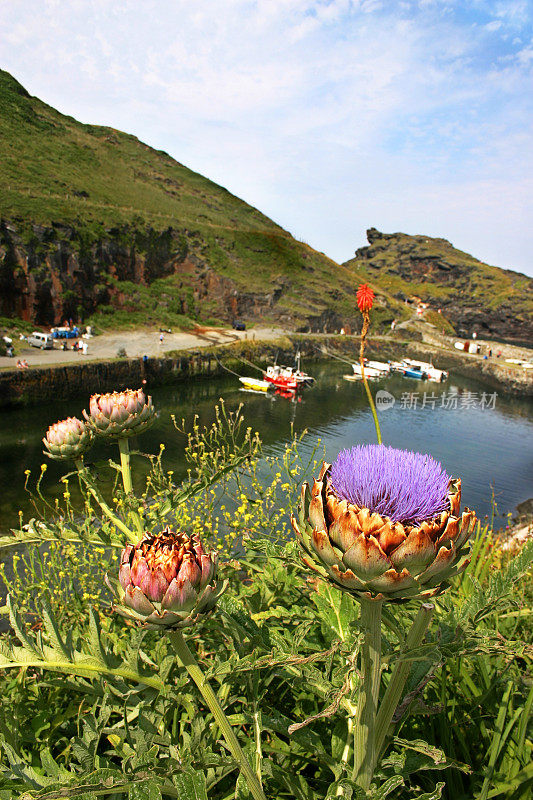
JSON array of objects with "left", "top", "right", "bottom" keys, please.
[
  {"left": 292, "top": 445, "right": 476, "bottom": 602},
  {"left": 330, "top": 445, "right": 450, "bottom": 526}
]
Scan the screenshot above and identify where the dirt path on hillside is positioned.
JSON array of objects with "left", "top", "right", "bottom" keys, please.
[{"left": 0, "top": 326, "right": 287, "bottom": 370}]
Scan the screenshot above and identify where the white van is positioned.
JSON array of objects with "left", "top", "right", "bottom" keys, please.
[{"left": 28, "top": 332, "right": 54, "bottom": 349}]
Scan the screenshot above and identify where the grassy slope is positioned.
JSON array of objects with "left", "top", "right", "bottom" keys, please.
[
  {"left": 343, "top": 231, "right": 533, "bottom": 333},
  {"left": 0, "top": 70, "right": 367, "bottom": 328}
]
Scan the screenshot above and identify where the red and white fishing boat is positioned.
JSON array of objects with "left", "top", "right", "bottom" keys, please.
[
  {"left": 263, "top": 365, "right": 298, "bottom": 391},
  {"left": 263, "top": 352, "right": 314, "bottom": 390}
]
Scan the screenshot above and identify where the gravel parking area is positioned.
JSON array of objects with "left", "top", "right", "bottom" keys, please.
[{"left": 0, "top": 326, "right": 287, "bottom": 370}]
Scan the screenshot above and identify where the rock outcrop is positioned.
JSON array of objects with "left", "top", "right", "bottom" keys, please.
[{"left": 344, "top": 229, "right": 533, "bottom": 344}]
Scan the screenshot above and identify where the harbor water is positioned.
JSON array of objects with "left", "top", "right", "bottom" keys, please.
[{"left": 0, "top": 360, "right": 532, "bottom": 534}]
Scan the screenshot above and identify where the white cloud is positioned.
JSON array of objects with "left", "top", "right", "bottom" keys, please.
[{"left": 0, "top": 0, "right": 531, "bottom": 274}]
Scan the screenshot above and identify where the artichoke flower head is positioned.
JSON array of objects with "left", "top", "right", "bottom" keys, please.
[
  {"left": 292, "top": 445, "right": 476, "bottom": 602},
  {"left": 43, "top": 416, "right": 93, "bottom": 461},
  {"left": 107, "top": 527, "right": 226, "bottom": 628},
  {"left": 83, "top": 388, "right": 156, "bottom": 439}
]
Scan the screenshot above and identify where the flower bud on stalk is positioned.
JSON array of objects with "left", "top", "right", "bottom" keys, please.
[
  {"left": 107, "top": 527, "right": 226, "bottom": 628},
  {"left": 356, "top": 283, "right": 374, "bottom": 363},
  {"left": 83, "top": 388, "right": 156, "bottom": 439},
  {"left": 356, "top": 283, "right": 375, "bottom": 314},
  {"left": 292, "top": 445, "right": 476, "bottom": 602},
  {"left": 43, "top": 417, "right": 94, "bottom": 461}
]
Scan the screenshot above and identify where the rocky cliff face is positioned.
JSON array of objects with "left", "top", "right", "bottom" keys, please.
[
  {"left": 0, "top": 220, "right": 305, "bottom": 327},
  {"left": 345, "top": 229, "right": 533, "bottom": 344}
]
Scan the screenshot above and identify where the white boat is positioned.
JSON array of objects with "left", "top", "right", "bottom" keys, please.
[
  {"left": 264, "top": 352, "right": 314, "bottom": 389},
  {"left": 239, "top": 376, "right": 271, "bottom": 392},
  {"left": 274, "top": 352, "right": 315, "bottom": 385},
  {"left": 366, "top": 360, "right": 391, "bottom": 374},
  {"left": 389, "top": 361, "right": 406, "bottom": 373},
  {"left": 351, "top": 362, "right": 386, "bottom": 379},
  {"left": 278, "top": 365, "right": 315, "bottom": 385},
  {"left": 401, "top": 358, "right": 448, "bottom": 382}
]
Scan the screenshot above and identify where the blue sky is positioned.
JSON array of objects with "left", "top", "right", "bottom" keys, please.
[{"left": 1, "top": 0, "right": 532, "bottom": 275}]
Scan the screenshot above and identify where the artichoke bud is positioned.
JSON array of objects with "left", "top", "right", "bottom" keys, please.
[
  {"left": 107, "top": 527, "right": 226, "bottom": 628},
  {"left": 83, "top": 388, "right": 156, "bottom": 439},
  {"left": 291, "top": 446, "right": 477, "bottom": 602},
  {"left": 43, "top": 417, "right": 94, "bottom": 461}
]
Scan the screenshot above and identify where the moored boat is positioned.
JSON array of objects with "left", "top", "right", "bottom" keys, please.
[
  {"left": 365, "top": 360, "right": 391, "bottom": 374},
  {"left": 239, "top": 376, "right": 271, "bottom": 392},
  {"left": 351, "top": 362, "right": 385, "bottom": 379},
  {"left": 402, "top": 367, "right": 427, "bottom": 380},
  {"left": 263, "top": 365, "right": 298, "bottom": 391},
  {"left": 264, "top": 351, "right": 314, "bottom": 390},
  {"left": 401, "top": 358, "right": 448, "bottom": 382}
]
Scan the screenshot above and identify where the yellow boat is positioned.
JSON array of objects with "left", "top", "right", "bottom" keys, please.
[{"left": 239, "top": 376, "right": 270, "bottom": 392}]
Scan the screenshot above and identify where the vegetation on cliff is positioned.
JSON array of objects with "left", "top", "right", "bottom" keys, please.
[
  {"left": 0, "top": 69, "right": 373, "bottom": 332},
  {"left": 0, "top": 70, "right": 530, "bottom": 342},
  {"left": 343, "top": 229, "right": 533, "bottom": 343}
]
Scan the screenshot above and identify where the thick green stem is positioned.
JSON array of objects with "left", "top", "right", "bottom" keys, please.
[
  {"left": 118, "top": 438, "right": 143, "bottom": 537},
  {"left": 359, "top": 310, "right": 382, "bottom": 445},
  {"left": 373, "top": 603, "right": 434, "bottom": 762},
  {"left": 361, "top": 368, "right": 382, "bottom": 445},
  {"left": 169, "top": 630, "right": 267, "bottom": 800},
  {"left": 75, "top": 459, "right": 136, "bottom": 543},
  {"left": 352, "top": 598, "right": 383, "bottom": 789},
  {"left": 118, "top": 438, "right": 133, "bottom": 493}
]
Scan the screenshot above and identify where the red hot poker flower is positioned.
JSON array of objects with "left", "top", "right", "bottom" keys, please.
[{"left": 357, "top": 284, "right": 374, "bottom": 313}]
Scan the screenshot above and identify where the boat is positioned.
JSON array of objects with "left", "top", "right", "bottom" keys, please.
[
  {"left": 263, "top": 365, "right": 298, "bottom": 391},
  {"left": 351, "top": 361, "right": 387, "bottom": 379},
  {"left": 389, "top": 361, "right": 406, "bottom": 374},
  {"left": 401, "top": 358, "right": 448, "bottom": 382},
  {"left": 278, "top": 365, "right": 315, "bottom": 385},
  {"left": 402, "top": 367, "right": 427, "bottom": 380},
  {"left": 263, "top": 351, "right": 314, "bottom": 390},
  {"left": 366, "top": 360, "right": 391, "bottom": 374},
  {"left": 239, "top": 376, "right": 271, "bottom": 392}
]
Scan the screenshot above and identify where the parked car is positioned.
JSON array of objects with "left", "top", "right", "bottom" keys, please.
[
  {"left": 28, "top": 332, "right": 54, "bottom": 349},
  {"left": 232, "top": 320, "right": 246, "bottom": 331}
]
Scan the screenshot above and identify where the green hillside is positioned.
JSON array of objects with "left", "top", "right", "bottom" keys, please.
[
  {"left": 1, "top": 70, "right": 529, "bottom": 342},
  {"left": 0, "top": 69, "right": 370, "bottom": 331},
  {"left": 343, "top": 229, "right": 533, "bottom": 343}
]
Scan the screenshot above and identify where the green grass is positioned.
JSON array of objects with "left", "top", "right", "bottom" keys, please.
[
  {"left": 2, "top": 69, "right": 530, "bottom": 341},
  {"left": 0, "top": 69, "right": 378, "bottom": 330},
  {"left": 344, "top": 230, "right": 533, "bottom": 337}
]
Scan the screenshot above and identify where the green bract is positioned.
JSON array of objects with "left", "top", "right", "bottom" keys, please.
[
  {"left": 83, "top": 388, "right": 156, "bottom": 439},
  {"left": 107, "top": 528, "right": 226, "bottom": 629},
  {"left": 292, "top": 461, "right": 477, "bottom": 602},
  {"left": 43, "top": 417, "right": 94, "bottom": 461}
]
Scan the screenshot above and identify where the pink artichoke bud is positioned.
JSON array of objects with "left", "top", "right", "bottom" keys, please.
[
  {"left": 292, "top": 446, "right": 477, "bottom": 602},
  {"left": 106, "top": 527, "right": 226, "bottom": 628},
  {"left": 43, "top": 417, "right": 94, "bottom": 461},
  {"left": 83, "top": 388, "right": 156, "bottom": 439}
]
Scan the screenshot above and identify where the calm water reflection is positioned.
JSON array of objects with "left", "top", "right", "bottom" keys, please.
[{"left": 0, "top": 361, "right": 532, "bottom": 532}]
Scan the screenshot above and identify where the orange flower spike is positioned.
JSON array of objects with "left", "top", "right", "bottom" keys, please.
[{"left": 357, "top": 284, "right": 374, "bottom": 313}]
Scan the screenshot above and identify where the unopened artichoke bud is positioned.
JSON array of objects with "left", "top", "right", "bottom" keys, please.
[
  {"left": 106, "top": 527, "right": 226, "bottom": 628},
  {"left": 83, "top": 388, "right": 156, "bottom": 439},
  {"left": 43, "top": 417, "right": 94, "bottom": 461},
  {"left": 292, "top": 445, "right": 476, "bottom": 602}
]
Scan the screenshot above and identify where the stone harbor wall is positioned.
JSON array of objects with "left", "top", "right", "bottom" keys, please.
[{"left": 0, "top": 335, "right": 531, "bottom": 409}]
